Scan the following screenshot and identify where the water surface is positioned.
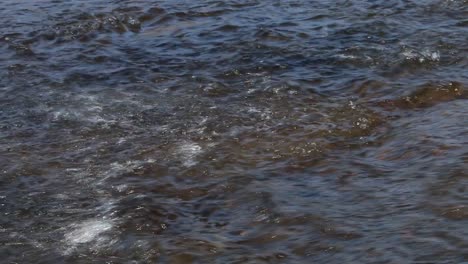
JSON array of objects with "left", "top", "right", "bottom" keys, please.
[{"left": 1, "top": 0, "right": 467, "bottom": 263}]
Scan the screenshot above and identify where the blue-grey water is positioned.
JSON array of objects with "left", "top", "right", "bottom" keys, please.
[{"left": 1, "top": 0, "right": 467, "bottom": 263}]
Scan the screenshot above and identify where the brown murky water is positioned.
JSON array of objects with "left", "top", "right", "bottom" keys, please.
[{"left": 0, "top": 0, "right": 467, "bottom": 263}]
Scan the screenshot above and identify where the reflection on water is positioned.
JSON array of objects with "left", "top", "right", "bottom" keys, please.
[{"left": 0, "top": 0, "right": 467, "bottom": 263}]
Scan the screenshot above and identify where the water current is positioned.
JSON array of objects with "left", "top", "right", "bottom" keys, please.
[{"left": 1, "top": 0, "right": 467, "bottom": 263}]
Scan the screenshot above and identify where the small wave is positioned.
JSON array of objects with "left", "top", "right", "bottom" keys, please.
[{"left": 376, "top": 81, "right": 466, "bottom": 110}]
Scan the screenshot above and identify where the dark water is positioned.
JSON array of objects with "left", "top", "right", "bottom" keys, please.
[{"left": 1, "top": 0, "right": 467, "bottom": 263}]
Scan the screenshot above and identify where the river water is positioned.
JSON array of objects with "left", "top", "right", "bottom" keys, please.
[{"left": 1, "top": 0, "right": 467, "bottom": 263}]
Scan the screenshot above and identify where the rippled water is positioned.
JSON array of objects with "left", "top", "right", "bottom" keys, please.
[{"left": 1, "top": 0, "right": 467, "bottom": 263}]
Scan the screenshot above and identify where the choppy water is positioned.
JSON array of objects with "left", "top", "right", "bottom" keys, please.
[{"left": 1, "top": 0, "right": 467, "bottom": 263}]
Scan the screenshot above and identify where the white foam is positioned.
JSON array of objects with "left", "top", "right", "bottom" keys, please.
[
  {"left": 177, "top": 142, "right": 203, "bottom": 167},
  {"left": 117, "top": 138, "right": 126, "bottom": 144},
  {"left": 247, "top": 107, "right": 271, "bottom": 120},
  {"left": 336, "top": 54, "right": 358, "bottom": 60},
  {"left": 109, "top": 160, "right": 143, "bottom": 174},
  {"left": 402, "top": 49, "right": 440, "bottom": 63},
  {"left": 51, "top": 109, "right": 77, "bottom": 121},
  {"left": 247, "top": 107, "right": 261, "bottom": 113},
  {"left": 54, "top": 193, "right": 69, "bottom": 200},
  {"left": 64, "top": 219, "right": 113, "bottom": 245}
]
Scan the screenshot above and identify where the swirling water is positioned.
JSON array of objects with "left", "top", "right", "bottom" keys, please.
[{"left": 0, "top": 0, "right": 467, "bottom": 263}]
